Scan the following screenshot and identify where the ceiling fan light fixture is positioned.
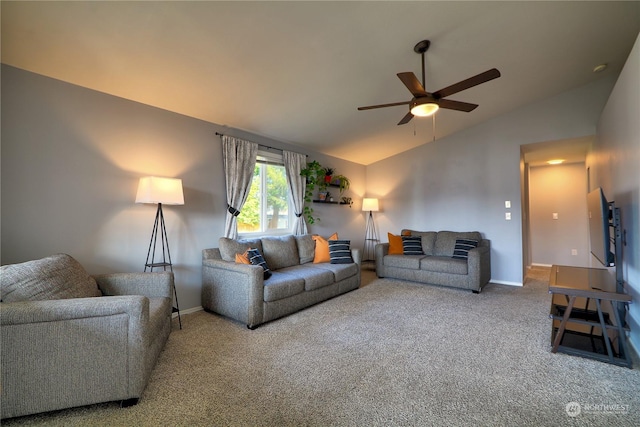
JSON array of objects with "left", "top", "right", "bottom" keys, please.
[{"left": 410, "top": 100, "right": 439, "bottom": 117}]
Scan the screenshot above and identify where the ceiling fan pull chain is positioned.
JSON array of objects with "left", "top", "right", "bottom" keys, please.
[{"left": 432, "top": 114, "right": 436, "bottom": 142}]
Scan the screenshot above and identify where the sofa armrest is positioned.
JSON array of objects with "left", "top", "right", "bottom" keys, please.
[
  {"left": 94, "top": 272, "right": 173, "bottom": 299},
  {"left": 1, "top": 295, "right": 149, "bottom": 325},
  {"left": 468, "top": 242, "right": 491, "bottom": 290},
  {"left": 201, "top": 258, "right": 265, "bottom": 328},
  {"left": 351, "top": 248, "right": 362, "bottom": 265},
  {"left": 1, "top": 296, "right": 150, "bottom": 417},
  {"left": 375, "top": 243, "right": 389, "bottom": 277}
]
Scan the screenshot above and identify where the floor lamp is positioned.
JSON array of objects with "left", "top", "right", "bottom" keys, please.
[
  {"left": 362, "top": 198, "right": 380, "bottom": 264},
  {"left": 136, "top": 176, "right": 184, "bottom": 329}
]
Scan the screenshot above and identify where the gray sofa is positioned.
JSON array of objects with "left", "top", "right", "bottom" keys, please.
[
  {"left": 202, "top": 234, "right": 361, "bottom": 329},
  {"left": 0, "top": 254, "right": 174, "bottom": 419},
  {"left": 375, "top": 230, "right": 491, "bottom": 293}
]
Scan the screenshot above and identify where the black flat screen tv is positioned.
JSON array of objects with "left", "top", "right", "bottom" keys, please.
[{"left": 587, "top": 188, "right": 614, "bottom": 267}]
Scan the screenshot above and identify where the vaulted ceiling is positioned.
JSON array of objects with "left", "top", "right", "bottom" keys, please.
[{"left": 2, "top": 1, "right": 639, "bottom": 165}]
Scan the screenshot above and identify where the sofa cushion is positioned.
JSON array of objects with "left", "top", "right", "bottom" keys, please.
[
  {"left": 328, "top": 240, "right": 354, "bottom": 264},
  {"left": 434, "top": 231, "right": 482, "bottom": 257},
  {"left": 247, "top": 248, "right": 272, "bottom": 280},
  {"left": 420, "top": 256, "right": 469, "bottom": 275},
  {"left": 280, "top": 265, "right": 335, "bottom": 291},
  {"left": 263, "top": 272, "right": 305, "bottom": 302},
  {"left": 295, "top": 234, "right": 316, "bottom": 264},
  {"left": 402, "top": 236, "right": 424, "bottom": 255},
  {"left": 219, "top": 237, "right": 263, "bottom": 262},
  {"left": 452, "top": 239, "right": 479, "bottom": 260},
  {"left": 310, "top": 262, "right": 358, "bottom": 282},
  {"left": 261, "top": 235, "right": 300, "bottom": 270},
  {"left": 0, "top": 254, "right": 102, "bottom": 302},
  {"left": 383, "top": 254, "right": 423, "bottom": 270},
  {"left": 402, "top": 230, "right": 437, "bottom": 256}
]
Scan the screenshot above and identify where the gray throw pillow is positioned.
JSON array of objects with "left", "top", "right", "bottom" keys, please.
[
  {"left": 0, "top": 253, "right": 102, "bottom": 302},
  {"left": 261, "top": 235, "right": 300, "bottom": 270},
  {"left": 435, "top": 231, "right": 482, "bottom": 256},
  {"left": 219, "top": 237, "right": 263, "bottom": 262},
  {"left": 295, "top": 234, "right": 316, "bottom": 264}
]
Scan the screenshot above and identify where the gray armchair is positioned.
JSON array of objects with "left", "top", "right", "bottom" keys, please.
[{"left": 0, "top": 254, "right": 174, "bottom": 419}]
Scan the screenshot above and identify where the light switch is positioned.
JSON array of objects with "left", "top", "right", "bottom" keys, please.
[
  {"left": 552, "top": 213, "right": 558, "bottom": 220},
  {"left": 505, "top": 200, "right": 511, "bottom": 209},
  {"left": 505, "top": 212, "right": 511, "bottom": 220}
]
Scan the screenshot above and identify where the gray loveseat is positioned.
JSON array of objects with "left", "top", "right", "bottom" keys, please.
[
  {"left": 202, "top": 234, "right": 361, "bottom": 329},
  {"left": 375, "top": 230, "right": 491, "bottom": 293},
  {"left": 0, "top": 254, "right": 174, "bottom": 419}
]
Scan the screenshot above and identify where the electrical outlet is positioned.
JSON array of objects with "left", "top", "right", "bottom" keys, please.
[
  {"left": 552, "top": 212, "right": 559, "bottom": 220},
  {"left": 505, "top": 200, "right": 511, "bottom": 209},
  {"left": 571, "top": 249, "right": 578, "bottom": 256},
  {"left": 505, "top": 212, "right": 511, "bottom": 220}
]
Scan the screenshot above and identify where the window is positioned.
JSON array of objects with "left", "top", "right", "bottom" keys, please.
[{"left": 237, "top": 150, "right": 292, "bottom": 234}]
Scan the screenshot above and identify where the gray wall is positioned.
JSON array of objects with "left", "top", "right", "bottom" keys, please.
[
  {"left": 590, "top": 34, "right": 640, "bottom": 353},
  {"left": 528, "top": 162, "right": 589, "bottom": 267},
  {"left": 365, "top": 75, "right": 616, "bottom": 285},
  {"left": 0, "top": 65, "right": 366, "bottom": 311}
]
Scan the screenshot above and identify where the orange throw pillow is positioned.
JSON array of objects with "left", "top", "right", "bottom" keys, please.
[
  {"left": 388, "top": 233, "right": 404, "bottom": 255},
  {"left": 235, "top": 250, "right": 251, "bottom": 264},
  {"left": 312, "top": 232, "right": 339, "bottom": 263}
]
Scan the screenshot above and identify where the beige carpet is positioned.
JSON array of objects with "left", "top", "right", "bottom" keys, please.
[{"left": 5, "top": 267, "right": 640, "bottom": 426}]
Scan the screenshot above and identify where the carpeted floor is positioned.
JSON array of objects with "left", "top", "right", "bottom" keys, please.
[{"left": 5, "top": 267, "right": 640, "bottom": 426}]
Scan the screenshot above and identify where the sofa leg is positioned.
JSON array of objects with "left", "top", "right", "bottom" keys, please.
[
  {"left": 120, "top": 398, "right": 139, "bottom": 408},
  {"left": 247, "top": 324, "right": 258, "bottom": 330},
  {"left": 472, "top": 290, "right": 480, "bottom": 294}
]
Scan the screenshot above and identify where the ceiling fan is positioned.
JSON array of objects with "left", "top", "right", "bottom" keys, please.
[{"left": 358, "top": 40, "right": 501, "bottom": 125}]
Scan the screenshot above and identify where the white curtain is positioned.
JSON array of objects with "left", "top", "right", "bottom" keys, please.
[
  {"left": 222, "top": 135, "right": 258, "bottom": 239},
  {"left": 283, "top": 150, "right": 308, "bottom": 235}
]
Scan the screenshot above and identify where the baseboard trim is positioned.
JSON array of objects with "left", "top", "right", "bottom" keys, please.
[
  {"left": 173, "top": 306, "right": 203, "bottom": 318},
  {"left": 530, "top": 263, "right": 553, "bottom": 268},
  {"left": 490, "top": 280, "right": 523, "bottom": 287}
]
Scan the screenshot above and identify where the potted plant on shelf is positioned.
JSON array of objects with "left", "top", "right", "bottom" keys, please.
[
  {"left": 332, "top": 174, "right": 350, "bottom": 196},
  {"left": 323, "top": 167, "right": 334, "bottom": 184}
]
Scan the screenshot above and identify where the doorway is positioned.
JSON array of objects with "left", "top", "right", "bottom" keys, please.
[{"left": 520, "top": 136, "right": 593, "bottom": 280}]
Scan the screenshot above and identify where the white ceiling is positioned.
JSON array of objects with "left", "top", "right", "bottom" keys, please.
[{"left": 2, "top": 1, "right": 638, "bottom": 165}]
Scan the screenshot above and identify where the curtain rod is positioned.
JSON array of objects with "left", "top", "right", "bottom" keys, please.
[{"left": 215, "top": 132, "right": 307, "bottom": 157}]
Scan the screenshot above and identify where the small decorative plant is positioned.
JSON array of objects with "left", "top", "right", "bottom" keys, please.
[
  {"left": 323, "top": 167, "right": 335, "bottom": 184},
  {"left": 299, "top": 162, "right": 351, "bottom": 224},
  {"left": 332, "top": 174, "right": 350, "bottom": 195}
]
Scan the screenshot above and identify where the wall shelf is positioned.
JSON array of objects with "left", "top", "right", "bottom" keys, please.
[{"left": 312, "top": 200, "right": 350, "bottom": 205}]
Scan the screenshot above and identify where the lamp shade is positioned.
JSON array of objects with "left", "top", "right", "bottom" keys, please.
[
  {"left": 135, "top": 176, "right": 184, "bottom": 205},
  {"left": 362, "top": 198, "right": 379, "bottom": 212}
]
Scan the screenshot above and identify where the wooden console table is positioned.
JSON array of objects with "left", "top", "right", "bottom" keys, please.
[{"left": 548, "top": 265, "right": 632, "bottom": 368}]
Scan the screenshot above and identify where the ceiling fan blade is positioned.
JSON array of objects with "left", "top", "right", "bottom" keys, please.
[
  {"left": 432, "top": 68, "right": 501, "bottom": 99},
  {"left": 438, "top": 99, "right": 479, "bottom": 112},
  {"left": 397, "top": 111, "right": 414, "bottom": 125},
  {"left": 397, "top": 72, "right": 428, "bottom": 97},
  {"left": 358, "top": 101, "right": 410, "bottom": 111}
]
